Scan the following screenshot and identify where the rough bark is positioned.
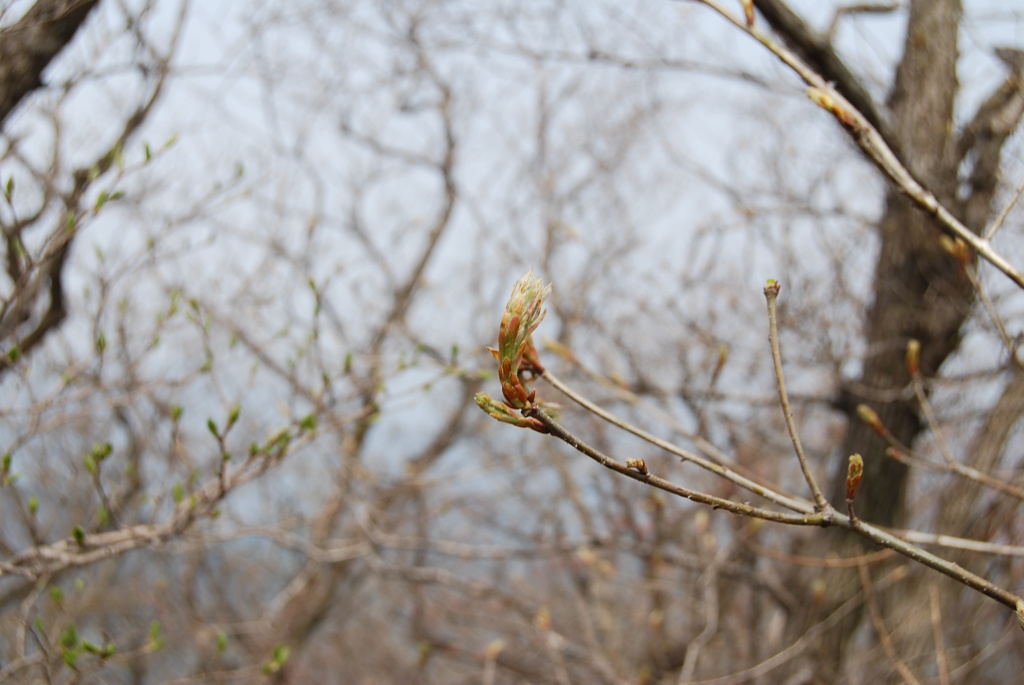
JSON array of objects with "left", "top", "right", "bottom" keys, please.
[{"left": 0, "top": 0, "right": 101, "bottom": 126}]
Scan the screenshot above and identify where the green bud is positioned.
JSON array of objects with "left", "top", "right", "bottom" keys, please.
[
  {"left": 60, "top": 624, "right": 79, "bottom": 649},
  {"left": 227, "top": 404, "right": 241, "bottom": 429}
]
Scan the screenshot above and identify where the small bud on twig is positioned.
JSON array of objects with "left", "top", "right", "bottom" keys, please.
[
  {"left": 474, "top": 393, "right": 548, "bottom": 433},
  {"left": 846, "top": 453, "right": 864, "bottom": 522},
  {"left": 939, "top": 235, "right": 970, "bottom": 267},
  {"left": 711, "top": 343, "right": 729, "bottom": 385},
  {"left": 846, "top": 453, "right": 864, "bottom": 501},
  {"left": 856, "top": 404, "right": 886, "bottom": 436},
  {"left": 806, "top": 87, "right": 859, "bottom": 130},
  {"left": 478, "top": 270, "right": 556, "bottom": 432},
  {"left": 625, "top": 457, "right": 649, "bottom": 476},
  {"left": 741, "top": 0, "right": 754, "bottom": 26},
  {"left": 905, "top": 339, "right": 920, "bottom": 377}
]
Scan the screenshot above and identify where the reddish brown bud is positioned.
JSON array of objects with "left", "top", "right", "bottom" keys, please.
[
  {"left": 845, "top": 453, "right": 864, "bottom": 501},
  {"left": 741, "top": 0, "right": 754, "bottom": 26},
  {"left": 938, "top": 235, "right": 970, "bottom": 267}
]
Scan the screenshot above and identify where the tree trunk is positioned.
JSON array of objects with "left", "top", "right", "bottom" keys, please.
[{"left": 0, "top": 0, "right": 101, "bottom": 125}]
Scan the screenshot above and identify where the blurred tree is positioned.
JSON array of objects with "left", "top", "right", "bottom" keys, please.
[{"left": 2, "top": 0, "right": 1024, "bottom": 684}]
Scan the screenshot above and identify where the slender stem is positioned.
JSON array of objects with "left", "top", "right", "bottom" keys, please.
[
  {"left": 838, "top": 510, "right": 1022, "bottom": 610},
  {"left": 541, "top": 370, "right": 814, "bottom": 513},
  {"left": 858, "top": 562, "right": 924, "bottom": 685},
  {"left": 525, "top": 406, "right": 827, "bottom": 526},
  {"left": 910, "top": 374, "right": 1024, "bottom": 501},
  {"left": 764, "top": 282, "right": 828, "bottom": 509},
  {"left": 985, "top": 175, "right": 1024, "bottom": 241}
]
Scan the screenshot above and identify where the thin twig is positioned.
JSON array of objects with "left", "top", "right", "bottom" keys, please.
[
  {"left": 526, "top": 400, "right": 1022, "bottom": 610},
  {"left": 764, "top": 281, "right": 828, "bottom": 509},
  {"left": 909, "top": 374, "right": 1024, "bottom": 501},
  {"left": 966, "top": 268, "right": 1015, "bottom": 358},
  {"left": 541, "top": 370, "right": 813, "bottom": 513},
  {"left": 984, "top": 175, "right": 1024, "bottom": 241},
  {"left": 525, "top": 406, "right": 827, "bottom": 526},
  {"left": 843, "top": 513, "right": 1021, "bottom": 610},
  {"left": 929, "top": 584, "right": 952, "bottom": 685},
  {"left": 858, "top": 561, "right": 923, "bottom": 685}
]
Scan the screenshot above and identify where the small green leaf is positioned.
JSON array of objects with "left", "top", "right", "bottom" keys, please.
[
  {"left": 28, "top": 494, "right": 37, "bottom": 515},
  {"left": 50, "top": 586, "right": 64, "bottom": 604},
  {"left": 227, "top": 404, "right": 241, "bottom": 429},
  {"left": 170, "top": 404, "right": 183, "bottom": 421},
  {"left": 172, "top": 482, "right": 184, "bottom": 504},
  {"left": 4, "top": 176, "right": 12, "bottom": 201},
  {"left": 264, "top": 644, "right": 291, "bottom": 674},
  {"left": 207, "top": 418, "right": 219, "bottom": 438},
  {"left": 146, "top": 620, "right": 163, "bottom": 652},
  {"left": 299, "top": 413, "right": 316, "bottom": 433},
  {"left": 96, "top": 331, "right": 106, "bottom": 353},
  {"left": 144, "top": 143, "right": 152, "bottom": 161},
  {"left": 60, "top": 624, "right": 79, "bottom": 649},
  {"left": 216, "top": 631, "right": 227, "bottom": 654},
  {"left": 72, "top": 526, "right": 86, "bottom": 546}
]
